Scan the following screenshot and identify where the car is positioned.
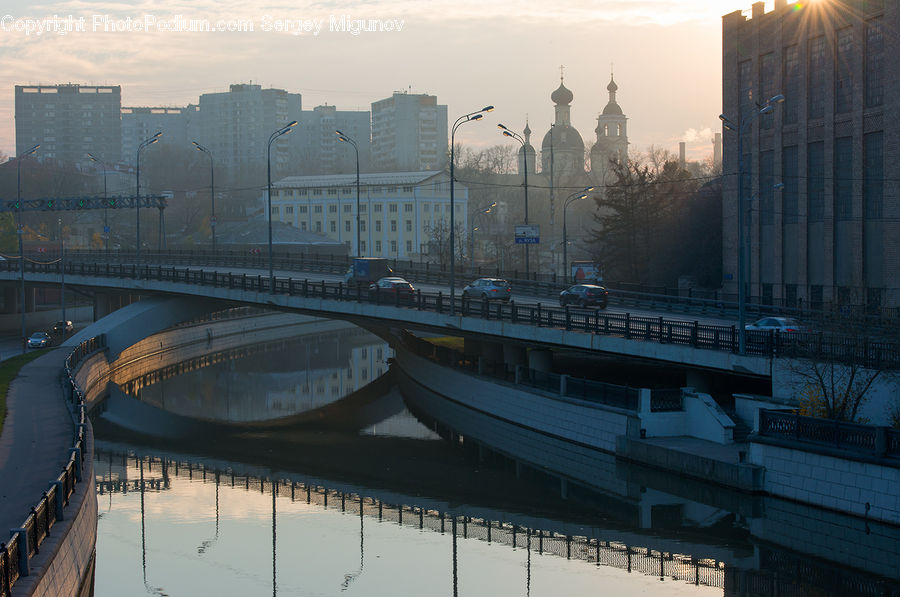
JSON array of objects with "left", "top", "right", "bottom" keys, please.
[
  {"left": 369, "top": 276, "right": 415, "bottom": 297},
  {"left": 27, "top": 332, "right": 52, "bottom": 349},
  {"left": 745, "top": 317, "right": 804, "bottom": 332},
  {"left": 559, "top": 284, "right": 609, "bottom": 308},
  {"left": 52, "top": 320, "right": 74, "bottom": 335},
  {"left": 462, "top": 278, "right": 512, "bottom": 301}
]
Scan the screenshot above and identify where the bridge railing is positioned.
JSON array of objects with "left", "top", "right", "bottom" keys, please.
[
  {"left": 0, "top": 335, "right": 105, "bottom": 596},
  {"left": 8, "top": 259, "right": 900, "bottom": 369},
  {"left": 758, "top": 409, "right": 900, "bottom": 460}
]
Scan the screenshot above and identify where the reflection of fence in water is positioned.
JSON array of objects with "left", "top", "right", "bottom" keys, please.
[{"left": 96, "top": 451, "right": 726, "bottom": 590}]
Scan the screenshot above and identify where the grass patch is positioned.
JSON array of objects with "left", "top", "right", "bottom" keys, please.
[
  {"left": 0, "top": 351, "right": 46, "bottom": 435},
  {"left": 423, "top": 336, "right": 466, "bottom": 352}
]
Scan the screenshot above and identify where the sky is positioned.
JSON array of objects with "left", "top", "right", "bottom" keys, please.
[{"left": 0, "top": 0, "right": 794, "bottom": 163}]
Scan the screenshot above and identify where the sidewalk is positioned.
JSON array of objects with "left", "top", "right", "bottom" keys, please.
[{"left": 0, "top": 348, "right": 75, "bottom": 535}]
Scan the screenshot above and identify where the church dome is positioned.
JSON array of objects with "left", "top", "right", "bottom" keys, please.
[
  {"left": 602, "top": 101, "right": 623, "bottom": 116},
  {"left": 607, "top": 78, "right": 618, "bottom": 93},
  {"left": 551, "top": 81, "right": 573, "bottom": 106},
  {"left": 541, "top": 124, "right": 584, "bottom": 152}
]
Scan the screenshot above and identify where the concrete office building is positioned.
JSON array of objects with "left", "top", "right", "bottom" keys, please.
[
  {"left": 270, "top": 171, "right": 466, "bottom": 259},
  {"left": 371, "top": 92, "right": 448, "bottom": 172},
  {"left": 292, "top": 104, "right": 371, "bottom": 175},
  {"left": 15, "top": 84, "right": 122, "bottom": 165},
  {"left": 197, "top": 84, "right": 302, "bottom": 184},
  {"left": 722, "top": 0, "right": 897, "bottom": 310},
  {"left": 121, "top": 105, "right": 199, "bottom": 161}
]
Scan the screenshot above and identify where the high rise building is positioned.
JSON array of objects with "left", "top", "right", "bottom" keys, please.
[
  {"left": 291, "top": 104, "right": 371, "bottom": 175},
  {"left": 721, "top": 0, "right": 897, "bottom": 310},
  {"left": 371, "top": 92, "right": 448, "bottom": 172},
  {"left": 197, "top": 84, "right": 301, "bottom": 184},
  {"left": 121, "top": 105, "right": 199, "bottom": 163},
  {"left": 15, "top": 84, "right": 121, "bottom": 164}
]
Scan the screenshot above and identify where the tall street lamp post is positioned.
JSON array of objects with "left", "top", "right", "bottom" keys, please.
[
  {"left": 267, "top": 121, "right": 298, "bottom": 291},
  {"left": 450, "top": 106, "right": 493, "bottom": 314},
  {"left": 720, "top": 93, "right": 784, "bottom": 354},
  {"left": 562, "top": 186, "right": 594, "bottom": 282},
  {"left": 497, "top": 124, "right": 530, "bottom": 274},
  {"left": 469, "top": 202, "right": 497, "bottom": 268},
  {"left": 192, "top": 141, "right": 216, "bottom": 253},
  {"left": 87, "top": 152, "right": 109, "bottom": 252},
  {"left": 16, "top": 144, "right": 39, "bottom": 353},
  {"left": 136, "top": 131, "right": 162, "bottom": 261},
  {"left": 336, "top": 130, "right": 361, "bottom": 256},
  {"left": 58, "top": 218, "right": 65, "bottom": 323}
]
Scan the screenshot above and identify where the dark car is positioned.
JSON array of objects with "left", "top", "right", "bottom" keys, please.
[
  {"left": 559, "top": 284, "right": 609, "bottom": 308},
  {"left": 52, "top": 320, "right": 74, "bottom": 335},
  {"left": 462, "top": 278, "right": 511, "bottom": 301},
  {"left": 27, "top": 332, "right": 52, "bottom": 349},
  {"left": 745, "top": 317, "right": 804, "bottom": 332},
  {"left": 369, "top": 277, "right": 415, "bottom": 298}
]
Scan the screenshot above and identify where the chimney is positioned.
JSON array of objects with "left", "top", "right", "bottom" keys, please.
[
  {"left": 713, "top": 133, "right": 722, "bottom": 167},
  {"left": 679, "top": 142, "right": 686, "bottom": 170}
]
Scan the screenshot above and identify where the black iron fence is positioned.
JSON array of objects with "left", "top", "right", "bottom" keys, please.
[
  {"left": 0, "top": 335, "right": 105, "bottom": 597},
  {"left": 758, "top": 409, "right": 900, "bottom": 460},
  {"left": 7, "top": 258, "right": 900, "bottom": 370}
]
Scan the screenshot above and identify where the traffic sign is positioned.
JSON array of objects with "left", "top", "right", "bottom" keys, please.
[{"left": 515, "top": 224, "right": 540, "bottom": 244}]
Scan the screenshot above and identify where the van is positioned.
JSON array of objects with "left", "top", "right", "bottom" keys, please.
[{"left": 344, "top": 257, "right": 393, "bottom": 287}]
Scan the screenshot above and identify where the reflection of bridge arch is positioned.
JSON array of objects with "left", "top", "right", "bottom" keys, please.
[{"left": 94, "top": 447, "right": 728, "bottom": 591}]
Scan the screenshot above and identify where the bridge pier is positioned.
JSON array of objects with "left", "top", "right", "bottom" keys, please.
[
  {"left": 93, "top": 291, "right": 142, "bottom": 320},
  {"left": 502, "top": 344, "right": 526, "bottom": 368},
  {"left": 527, "top": 349, "right": 553, "bottom": 373}
]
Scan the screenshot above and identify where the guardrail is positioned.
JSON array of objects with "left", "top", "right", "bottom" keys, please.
[
  {"left": 758, "top": 409, "right": 900, "bottom": 460},
  {"left": 0, "top": 335, "right": 105, "bottom": 597},
  {"left": 7, "top": 259, "right": 900, "bottom": 369}
]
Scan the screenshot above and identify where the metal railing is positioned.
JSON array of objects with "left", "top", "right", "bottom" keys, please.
[
  {"left": 7, "top": 258, "right": 900, "bottom": 369},
  {"left": 0, "top": 335, "right": 105, "bottom": 597},
  {"left": 758, "top": 409, "right": 900, "bottom": 460}
]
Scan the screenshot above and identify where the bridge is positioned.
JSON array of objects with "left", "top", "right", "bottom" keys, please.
[{"left": 1, "top": 252, "right": 896, "bottom": 389}]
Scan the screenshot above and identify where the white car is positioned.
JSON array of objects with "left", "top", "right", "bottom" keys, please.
[
  {"left": 27, "top": 332, "right": 51, "bottom": 349},
  {"left": 745, "top": 317, "right": 803, "bottom": 332}
]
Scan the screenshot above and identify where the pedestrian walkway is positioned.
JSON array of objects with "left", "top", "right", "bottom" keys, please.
[{"left": 0, "top": 348, "right": 74, "bottom": 535}]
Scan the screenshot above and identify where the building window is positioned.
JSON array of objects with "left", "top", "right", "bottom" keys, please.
[
  {"left": 345, "top": 220, "right": 351, "bottom": 232},
  {"left": 835, "top": 27, "right": 854, "bottom": 114},
  {"left": 404, "top": 203, "right": 413, "bottom": 212},
  {"left": 327, "top": 189, "right": 338, "bottom": 196},
  {"left": 759, "top": 150, "right": 775, "bottom": 225},
  {"left": 389, "top": 203, "right": 398, "bottom": 213},
  {"left": 739, "top": 59, "right": 753, "bottom": 123},
  {"left": 406, "top": 240, "right": 412, "bottom": 253},
  {"left": 406, "top": 220, "right": 412, "bottom": 232},
  {"left": 360, "top": 205, "right": 367, "bottom": 213},
  {"left": 423, "top": 203, "right": 430, "bottom": 212},
  {"left": 834, "top": 136, "right": 853, "bottom": 221},
  {"left": 374, "top": 204, "right": 382, "bottom": 213},
  {"left": 375, "top": 240, "right": 382, "bottom": 253},
  {"left": 375, "top": 221, "right": 382, "bottom": 232},
  {"left": 271, "top": 206, "right": 279, "bottom": 215},
  {"left": 315, "top": 222, "right": 322, "bottom": 232},
  {"left": 330, "top": 221, "right": 336, "bottom": 233},
  {"left": 864, "top": 131, "right": 883, "bottom": 220},
  {"left": 314, "top": 205, "right": 323, "bottom": 214},
  {"left": 299, "top": 206, "right": 308, "bottom": 214},
  {"left": 391, "top": 220, "right": 397, "bottom": 232},
  {"left": 299, "top": 189, "right": 308, "bottom": 196},
  {"left": 342, "top": 188, "right": 352, "bottom": 194},
  {"left": 329, "top": 204, "right": 337, "bottom": 213},
  {"left": 301, "top": 222, "right": 307, "bottom": 231},
  {"left": 285, "top": 206, "right": 294, "bottom": 215},
  {"left": 810, "top": 285, "right": 823, "bottom": 308},
  {"left": 782, "top": 146, "right": 799, "bottom": 224},
  {"left": 808, "top": 36, "right": 826, "bottom": 119},
  {"left": 865, "top": 18, "right": 884, "bottom": 108},
  {"left": 782, "top": 45, "right": 800, "bottom": 125},
  {"left": 807, "top": 141, "right": 824, "bottom": 222},
  {"left": 343, "top": 205, "right": 352, "bottom": 213},
  {"left": 271, "top": 190, "right": 280, "bottom": 198},
  {"left": 313, "top": 188, "right": 323, "bottom": 196},
  {"left": 361, "top": 221, "right": 366, "bottom": 232},
  {"left": 360, "top": 241, "right": 366, "bottom": 252},
  {"left": 391, "top": 240, "right": 397, "bottom": 253},
  {"left": 759, "top": 52, "right": 775, "bottom": 129},
  {"left": 403, "top": 186, "right": 413, "bottom": 193},
  {"left": 388, "top": 186, "right": 397, "bottom": 193}
]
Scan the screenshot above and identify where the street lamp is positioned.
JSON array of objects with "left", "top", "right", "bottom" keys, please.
[
  {"left": 469, "top": 202, "right": 497, "bottom": 268},
  {"left": 497, "top": 123, "right": 530, "bottom": 274},
  {"left": 192, "top": 141, "right": 216, "bottom": 253},
  {"left": 562, "top": 186, "right": 595, "bottom": 283},
  {"left": 720, "top": 93, "right": 784, "bottom": 354},
  {"left": 58, "top": 218, "right": 65, "bottom": 324},
  {"left": 267, "top": 120, "right": 298, "bottom": 290},
  {"left": 136, "top": 131, "right": 162, "bottom": 261},
  {"left": 16, "top": 143, "right": 39, "bottom": 353},
  {"left": 87, "top": 152, "right": 109, "bottom": 252},
  {"left": 335, "top": 130, "right": 361, "bottom": 256},
  {"left": 450, "top": 105, "right": 493, "bottom": 313}
]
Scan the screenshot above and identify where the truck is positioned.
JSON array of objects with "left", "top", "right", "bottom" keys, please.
[
  {"left": 343, "top": 257, "right": 393, "bottom": 287},
  {"left": 570, "top": 261, "right": 603, "bottom": 285}
]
